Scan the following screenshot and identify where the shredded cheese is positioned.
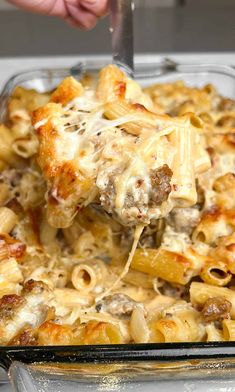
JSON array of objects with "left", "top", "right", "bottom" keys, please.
[{"left": 95, "top": 224, "right": 144, "bottom": 303}]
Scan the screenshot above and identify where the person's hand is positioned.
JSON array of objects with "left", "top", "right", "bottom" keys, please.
[{"left": 8, "top": 0, "right": 108, "bottom": 29}]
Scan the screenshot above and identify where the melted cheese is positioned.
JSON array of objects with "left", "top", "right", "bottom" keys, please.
[
  {"left": 161, "top": 225, "right": 191, "bottom": 253},
  {"left": 35, "top": 86, "right": 183, "bottom": 227},
  {"left": 199, "top": 152, "right": 235, "bottom": 208},
  {"left": 95, "top": 225, "right": 144, "bottom": 303},
  {"left": 1, "top": 289, "right": 53, "bottom": 344}
]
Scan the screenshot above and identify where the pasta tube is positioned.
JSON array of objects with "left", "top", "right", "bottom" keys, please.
[
  {"left": 0, "top": 125, "right": 20, "bottom": 166},
  {"left": 54, "top": 288, "right": 93, "bottom": 308},
  {"left": 37, "top": 321, "right": 80, "bottom": 346},
  {"left": 0, "top": 207, "right": 18, "bottom": 233},
  {"left": 200, "top": 260, "right": 232, "bottom": 286},
  {"left": 193, "top": 209, "right": 235, "bottom": 245},
  {"left": 223, "top": 320, "right": 235, "bottom": 340},
  {"left": 190, "top": 282, "right": 235, "bottom": 318},
  {"left": 40, "top": 216, "right": 58, "bottom": 246},
  {"left": 71, "top": 259, "right": 108, "bottom": 293},
  {"left": 104, "top": 100, "right": 157, "bottom": 135},
  {"left": 50, "top": 76, "right": 84, "bottom": 105},
  {"left": 149, "top": 310, "right": 203, "bottom": 343},
  {"left": 96, "top": 64, "right": 126, "bottom": 102},
  {"left": 169, "top": 120, "right": 197, "bottom": 207},
  {"left": 194, "top": 144, "right": 211, "bottom": 174},
  {"left": 12, "top": 135, "right": 39, "bottom": 158},
  {"left": 130, "top": 307, "right": 149, "bottom": 343},
  {"left": 0, "top": 183, "right": 10, "bottom": 207},
  {"left": 82, "top": 321, "right": 124, "bottom": 345},
  {"left": 0, "top": 258, "right": 23, "bottom": 283},
  {"left": 131, "top": 248, "right": 193, "bottom": 285},
  {"left": 206, "top": 324, "right": 224, "bottom": 342}
]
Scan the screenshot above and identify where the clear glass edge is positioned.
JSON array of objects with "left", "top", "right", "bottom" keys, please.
[
  {"left": 7, "top": 356, "right": 235, "bottom": 392},
  {"left": 1, "top": 58, "right": 235, "bottom": 122},
  {"left": 8, "top": 357, "right": 235, "bottom": 381},
  {"left": 1, "top": 58, "right": 235, "bottom": 93}
]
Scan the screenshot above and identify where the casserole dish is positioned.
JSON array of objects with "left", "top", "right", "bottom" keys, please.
[
  {"left": 1, "top": 58, "right": 235, "bottom": 122},
  {"left": 1, "top": 58, "right": 235, "bottom": 392}
]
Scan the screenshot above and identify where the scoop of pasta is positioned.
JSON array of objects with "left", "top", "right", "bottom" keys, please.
[{"left": 33, "top": 64, "right": 209, "bottom": 229}]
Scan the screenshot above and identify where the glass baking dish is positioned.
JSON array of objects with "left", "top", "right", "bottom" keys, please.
[
  {"left": 1, "top": 58, "right": 235, "bottom": 121},
  {"left": 1, "top": 58, "right": 235, "bottom": 391}
]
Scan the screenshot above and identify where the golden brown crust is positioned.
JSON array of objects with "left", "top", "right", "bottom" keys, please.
[
  {"left": 37, "top": 321, "right": 77, "bottom": 345},
  {"left": 32, "top": 102, "right": 63, "bottom": 128},
  {"left": 96, "top": 64, "right": 126, "bottom": 102},
  {"left": 9, "top": 328, "right": 37, "bottom": 346},
  {"left": 50, "top": 77, "right": 84, "bottom": 105},
  {"left": 22, "top": 279, "right": 50, "bottom": 295},
  {"left": 82, "top": 321, "right": 124, "bottom": 345},
  {"left": 0, "top": 295, "right": 25, "bottom": 320},
  {"left": 0, "top": 233, "right": 26, "bottom": 261}
]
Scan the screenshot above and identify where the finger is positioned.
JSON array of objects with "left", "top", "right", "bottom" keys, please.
[
  {"left": 65, "top": 15, "right": 83, "bottom": 28},
  {"left": 8, "top": 0, "right": 67, "bottom": 17},
  {"left": 65, "top": 14, "right": 97, "bottom": 29},
  {"left": 65, "top": 4, "right": 98, "bottom": 29},
  {"left": 79, "top": 0, "right": 108, "bottom": 17},
  {"left": 8, "top": 0, "right": 47, "bottom": 12}
]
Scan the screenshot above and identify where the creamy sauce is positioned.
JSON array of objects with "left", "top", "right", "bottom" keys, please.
[{"left": 161, "top": 225, "right": 191, "bottom": 253}]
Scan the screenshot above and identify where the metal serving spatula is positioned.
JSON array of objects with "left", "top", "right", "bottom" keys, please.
[{"left": 109, "top": 0, "right": 134, "bottom": 78}]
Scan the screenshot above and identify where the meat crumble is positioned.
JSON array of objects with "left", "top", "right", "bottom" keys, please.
[
  {"left": 99, "top": 164, "right": 173, "bottom": 225},
  {"left": 201, "top": 296, "right": 232, "bottom": 323}
]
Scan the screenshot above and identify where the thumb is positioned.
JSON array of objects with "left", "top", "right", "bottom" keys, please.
[{"left": 80, "top": 0, "right": 108, "bottom": 17}]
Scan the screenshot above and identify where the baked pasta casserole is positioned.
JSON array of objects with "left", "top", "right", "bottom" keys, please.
[{"left": 0, "top": 64, "right": 235, "bottom": 345}]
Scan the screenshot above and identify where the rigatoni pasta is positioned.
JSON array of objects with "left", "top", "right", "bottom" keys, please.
[
  {"left": 0, "top": 207, "right": 18, "bottom": 234},
  {"left": 0, "top": 64, "right": 234, "bottom": 345},
  {"left": 130, "top": 248, "right": 193, "bottom": 285},
  {"left": 168, "top": 118, "right": 197, "bottom": 206},
  {"left": 71, "top": 259, "right": 108, "bottom": 293}
]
